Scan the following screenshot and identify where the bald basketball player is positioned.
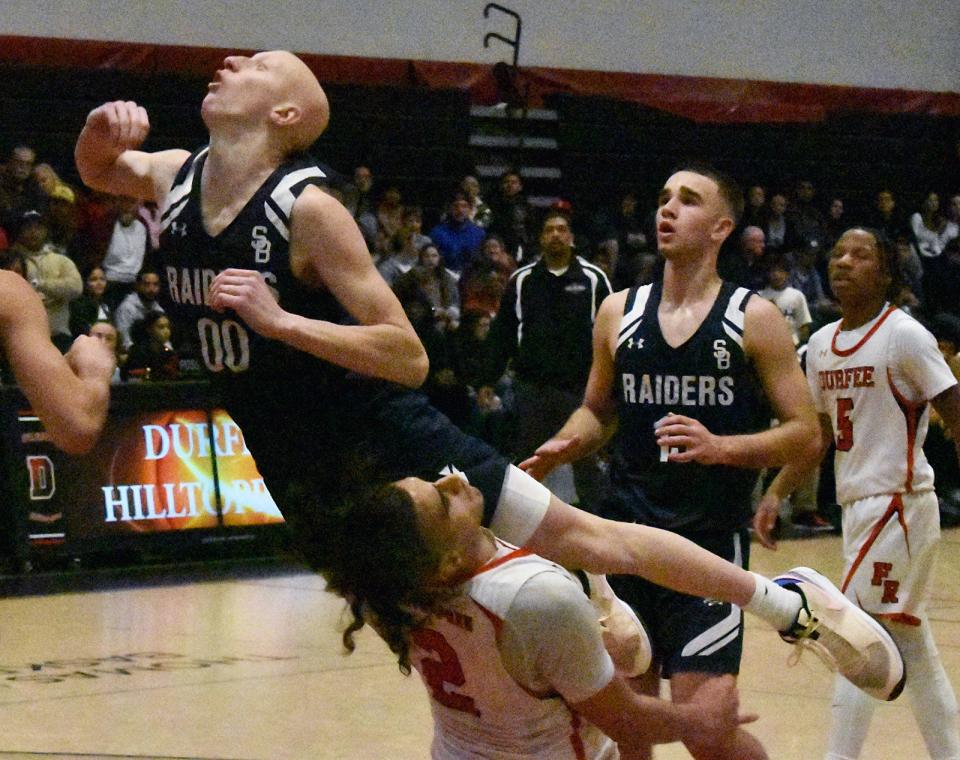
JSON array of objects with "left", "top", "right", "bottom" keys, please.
[{"left": 75, "top": 55, "right": 903, "bottom": 727}]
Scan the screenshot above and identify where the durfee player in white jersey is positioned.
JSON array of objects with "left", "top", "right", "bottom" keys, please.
[
  {"left": 757, "top": 227, "right": 960, "bottom": 760},
  {"left": 321, "top": 472, "right": 755, "bottom": 759}
]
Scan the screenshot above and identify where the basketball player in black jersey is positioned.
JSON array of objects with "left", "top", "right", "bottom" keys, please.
[
  {"left": 0, "top": 270, "right": 114, "bottom": 453},
  {"left": 523, "top": 167, "right": 831, "bottom": 760},
  {"left": 74, "top": 54, "right": 904, "bottom": 742}
]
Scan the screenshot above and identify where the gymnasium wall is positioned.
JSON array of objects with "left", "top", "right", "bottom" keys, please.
[{"left": 6, "top": 0, "right": 958, "bottom": 92}]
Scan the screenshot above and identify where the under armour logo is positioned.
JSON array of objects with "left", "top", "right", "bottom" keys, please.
[
  {"left": 169, "top": 221, "right": 187, "bottom": 237},
  {"left": 627, "top": 338, "right": 644, "bottom": 350}
]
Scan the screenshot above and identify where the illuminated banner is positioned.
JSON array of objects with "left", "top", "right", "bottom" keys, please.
[{"left": 21, "top": 406, "right": 284, "bottom": 545}]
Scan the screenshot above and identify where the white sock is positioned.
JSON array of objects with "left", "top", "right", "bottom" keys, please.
[{"left": 744, "top": 572, "right": 804, "bottom": 632}]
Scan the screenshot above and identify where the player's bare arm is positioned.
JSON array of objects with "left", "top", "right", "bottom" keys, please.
[
  {"left": 754, "top": 413, "right": 832, "bottom": 549},
  {"left": 931, "top": 383, "right": 960, "bottom": 464},
  {"left": 75, "top": 101, "right": 189, "bottom": 203},
  {"left": 0, "top": 272, "right": 114, "bottom": 454},
  {"left": 525, "top": 492, "right": 756, "bottom": 604},
  {"left": 573, "top": 673, "right": 754, "bottom": 752},
  {"left": 209, "top": 186, "right": 428, "bottom": 388},
  {"left": 519, "top": 291, "right": 625, "bottom": 479},
  {"left": 656, "top": 295, "right": 819, "bottom": 468}
]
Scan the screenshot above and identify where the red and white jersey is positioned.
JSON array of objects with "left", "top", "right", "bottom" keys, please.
[
  {"left": 806, "top": 304, "right": 957, "bottom": 505},
  {"left": 410, "top": 540, "right": 616, "bottom": 760}
]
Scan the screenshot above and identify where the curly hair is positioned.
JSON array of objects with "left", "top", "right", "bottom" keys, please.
[
  {"left": 835, "top": 226, "right": 904, "bottom": 303},
  {"left": 291, "top": 478, "right": 455, "bottom": 674}
]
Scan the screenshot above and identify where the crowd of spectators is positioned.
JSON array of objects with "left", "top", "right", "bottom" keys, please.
[
  {"left": 0, "top": 143, "right": 171, "bottom": 383},
  {"left": 0, "top": 140, "right": 957, "bottom": 523}
]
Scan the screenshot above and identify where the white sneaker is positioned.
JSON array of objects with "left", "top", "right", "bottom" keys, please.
[
  {"left": 585, "top": 573, "right": 652, "bottom": 678},
  {"left": 773, "top": 566, "right": 905, "bottom": 701}
]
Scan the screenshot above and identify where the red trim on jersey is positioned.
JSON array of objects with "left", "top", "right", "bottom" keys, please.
[
  {"left": 473, "top": 546, "right": 533, "bottom": 577},
  {"left": 876, "top": 611, "right": 922, "bottom": 627},
  {"left": 830, "top": 304, "right": 897, "bottom": 357},
  {"left": 841, "top": 493, "right": 909, "bottom": 594},
  {"left": 887, "top": 368, "right": 924, "bottom": 492},
  {"left": 569, "top": 711, "right": 588, "bottom": 760}
]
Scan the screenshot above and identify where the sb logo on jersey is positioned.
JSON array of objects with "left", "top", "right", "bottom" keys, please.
[
  {"left": 251, "top": 225, "right": 271, "bottom": 264},
  {"left": 713, "top": 339, "right": 730, "bottom": 370},
  {"left": 872, "top": 562, "right": 900, "bottom": 604}
]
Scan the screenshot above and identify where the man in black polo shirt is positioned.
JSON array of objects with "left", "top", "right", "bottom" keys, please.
[{"left": 485, "top": 209, "right": 611, "bottom": 508}]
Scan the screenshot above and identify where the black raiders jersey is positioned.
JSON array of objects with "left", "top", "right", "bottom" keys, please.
[
  {"left": 608, "top": 281, "right": 768, "bottom": 533},
  {"left": 157, "top": 148, "right": 350, "bottom": 385}
]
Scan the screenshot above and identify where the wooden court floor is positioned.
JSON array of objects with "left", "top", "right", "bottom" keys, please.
[{"left": 0, "top": 529, "right": 957, "bottom": 759}]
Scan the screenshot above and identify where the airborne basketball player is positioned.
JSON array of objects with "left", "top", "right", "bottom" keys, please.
[{"left": 74, "top": 53, "right": 903, "bottom": 742}]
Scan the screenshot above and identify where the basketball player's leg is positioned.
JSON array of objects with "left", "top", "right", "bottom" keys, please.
[{"left": 828, "top": 491, "right": 959, "bottom": 759}]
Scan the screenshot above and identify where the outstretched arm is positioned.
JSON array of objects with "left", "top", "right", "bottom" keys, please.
[
  {"left": 208, "top": 186, "right": 428, "bottom": 389},
  {"left": 520, "top": 291, "right": 624, "bottom": 479},
  {"left": 0, "top": 272, "right": 115, "bottom": 453},
  {"left": 521, "top": 491, "right": 757, "bottom": 605}
]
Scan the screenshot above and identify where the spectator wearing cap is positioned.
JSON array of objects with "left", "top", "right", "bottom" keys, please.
[
  {"left": 428, "top": 192, "right": 486, "bottom": 275},
  {"left": 12, "top": 210, "right": 82, "bottom": 351}
]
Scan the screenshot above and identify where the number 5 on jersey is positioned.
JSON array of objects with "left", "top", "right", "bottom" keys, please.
[{"left": 836, "top": 397, "right": 854, "bottom": 451}]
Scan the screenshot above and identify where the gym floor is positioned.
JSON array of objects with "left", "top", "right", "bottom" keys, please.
[{"left": 0, "top": 530, "right": 956, "bottom": 759}]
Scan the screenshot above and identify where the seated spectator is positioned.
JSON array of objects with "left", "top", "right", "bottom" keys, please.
[
  {"left": 88, "top": 320, "right": 124, "bottom": 384},
  {"left": 123, "top": 311, "right": 179, "bottom": 382},
  {"left": 68, "top": 188, "right": 115, "bottom": 275},
  {"left": 719, "top": 225, "right": 768, "bottom": 289},
  {"left": 394, "top": 243, "right": 461, "bottom": 333},
  {"left": 374, "top": 186, "right": 404, "bottom": 258},
  {"left": 13, "top": 210, "right": 82, "bottom": 352},
  {"left": 377, "top": 205, "right": 431, "bottom": 286},
  {"left": 763, "top": 193, "right": 800, "bottom": 254},
  {"left": 461, "top": 174, "right": 492, "bottom": 228},
  {"left": 102, "top": 196, "right": 150, "bottom": 309},
  {"left": 69, "top": 265, "right": 113, "bottom": 337},
  {"left": 114, "top": 268, "right": 164, "bottom": 350},
  {"left": 943, "top": 192, "right": 960, "bottom": 250},
  {"left": 923, "top": 237, "right": 960, "bottom": 318},
  {"left": 786, "top": 178, "right": 826, "bottom": 249},
  {"left": 823, "top": 197, "right": 847, "bottom": 250},
  {"left": 910, "top": 191, "right": 951, "bottom": 259},
  {"left": 33, "top": 163, "right": 75, "bottom": 204},
  {"left": 788, "top": 242, "right": 837, "bottom": 326},
  {"left": 0, "top": 144, "right": 43, "bottom": 231},
  {"left": 487, "top": 169, "right": 534, "bottom": 259},
  {"left": 743, "top": 184, "right": 768, "bottom": 228},
  {"left": 459, "top": 234, "right": 516, "bottom": 317},
  {"left": 865, "top": 188, "right": 908, "bottom": 242},
  {"left": 894, "top": 233, "right": 925, "bottom": 305},
  {"left": 428, "top": 192, "right": 485, "bottom": 275},
  {"left": 758, "top": 255, "right": 812, "bottom": 346}
]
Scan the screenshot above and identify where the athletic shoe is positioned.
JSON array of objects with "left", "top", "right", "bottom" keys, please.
[
  {"left": 791, "top": 511, "right": 835, "bottom": 532},
  {"left": 773, "top": 566, "right": 905, "bottom": 701},
  {"left": 585, "top": 572, "right": 652, "bottom": 677}
]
